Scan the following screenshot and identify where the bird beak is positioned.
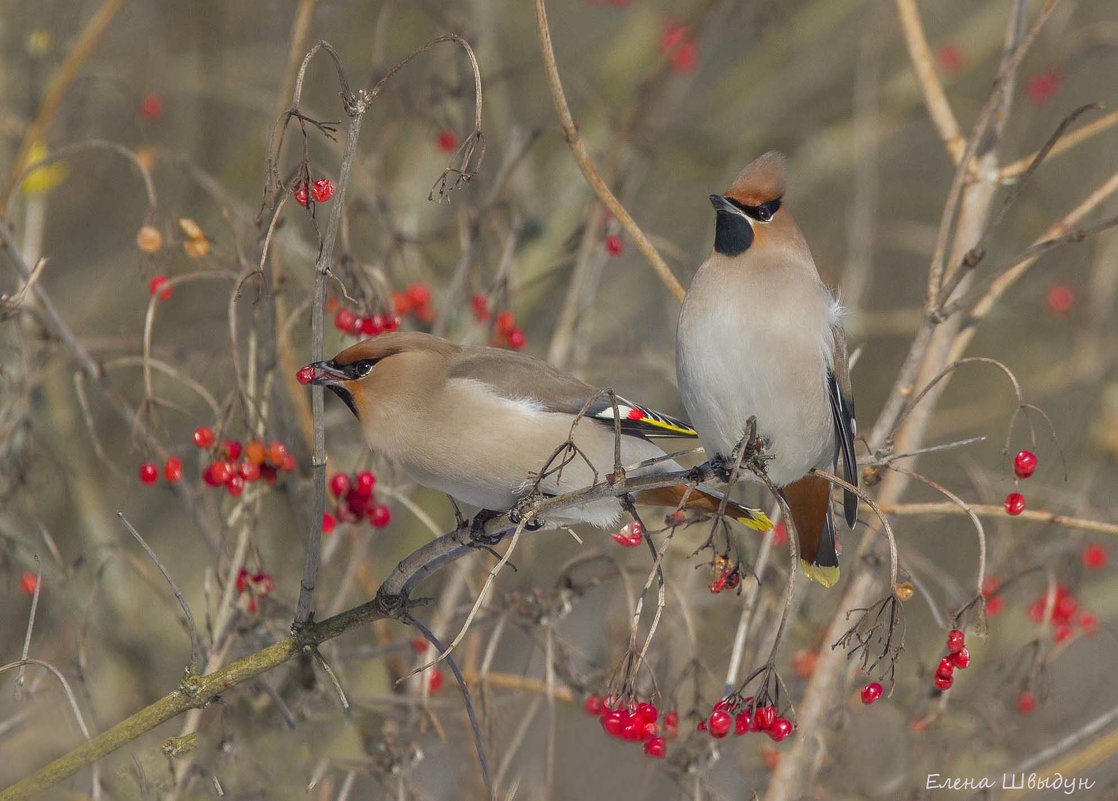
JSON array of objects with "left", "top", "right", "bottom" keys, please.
[
  {"left": 709, "top": 194, "right": 736, "bottom": 213},
  {"left": 303, "top": 360, "right": 349, "bottom": 385}
]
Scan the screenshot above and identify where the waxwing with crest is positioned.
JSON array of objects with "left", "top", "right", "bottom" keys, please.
[
  {"left": 676, "top": 151, "right": 859, "bottom": 587},
  {"left": 301, "top": 332, "right": 772, "bottom": 532}
]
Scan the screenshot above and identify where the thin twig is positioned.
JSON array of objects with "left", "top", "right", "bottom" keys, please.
[
  {"left": 532, "top": 0, "right": 685, "bottom": 302},
  {"left": 116, "top": 513, "right": 203, "bottom": 673}
]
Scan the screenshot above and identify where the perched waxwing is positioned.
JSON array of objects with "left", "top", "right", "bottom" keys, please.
[
  {"left": 303, "top": 332, "right": 771, "bottom": 532},
  {"left": 675, "top": 151, "right": 858, "bottom": 587}
]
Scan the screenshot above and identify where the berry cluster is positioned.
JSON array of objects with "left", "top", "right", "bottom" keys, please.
[
  {"left": 696, "top": 698, "right": 794, "bottom": 743},
  {"left": 1004, "top": 449, "right": 1038, "bottom": 516},
  {"left": 407, "top": 638, "right": 446, "bottom": 693},
  {"left": 585, "top": 695, "right": 675, "bottom": 759},
  {"left": 708, "top": 555, "right": 742, "bottom": 594},
  {"left": 325, "top": 471, "right": 392, "bottom": 531},
  {"left": 493, "top": 310, "right": 526, "bottom": 350},
  {"left": 235, "top": 568, "right": 274, "bottom": 614},
  {"left": 331, "top": 304, "right": 401, "bottom": 340},
  {"left": 932, "top": 629, "right": 971, "bottom": 691},
  {"left": 1027, "top": 585, "right": 1097, "bottom": 642},
  {"left": 294, "top": 177, "right": 335, "bottom": 207},
  {"left": 610, "top": 520, "right": 643, "bottom": 547},
  {"left": 149, "top": 274, "right": 173, "bottom": 301},
  {"left": 144, "top": 427, "right": 298, "bottom": 495},
  {"left": 660, "top": 22, "right": 698, "bottom": 73},
  {"left": 394, "top": 282, "right": 435, "bottom": 325}
]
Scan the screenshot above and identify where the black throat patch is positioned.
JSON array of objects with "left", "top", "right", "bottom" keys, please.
[
  {"left": 327, "top": 384, "right": 359, "bottom": 418},
  {"left": 714, "top": 210, "right": 754, "bottom": 256}
]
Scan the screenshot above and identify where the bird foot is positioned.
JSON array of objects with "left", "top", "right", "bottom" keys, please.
[{"left": 468, "top": 509, "right": 507, "bottom": 546}]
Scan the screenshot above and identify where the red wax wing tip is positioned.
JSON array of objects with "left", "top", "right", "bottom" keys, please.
[{"left": 296, "top": 365, "right": 316, "bottom": 385}]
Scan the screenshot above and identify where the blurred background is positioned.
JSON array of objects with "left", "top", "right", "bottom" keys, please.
[{"left": 3, "top": 0, "right": 1118, "bottom": 798}]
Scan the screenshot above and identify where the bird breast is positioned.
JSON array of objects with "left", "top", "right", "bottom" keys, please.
[{"left": 677, "top": 260, "right": 838, "bottom": 485}]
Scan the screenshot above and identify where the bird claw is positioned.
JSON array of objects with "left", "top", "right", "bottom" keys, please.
[
  {"left": 468, "top": 509, "right": 506, "bottom": 546},
  {"left": 509, "top": 499, "right": 543, "bottom": 531}
]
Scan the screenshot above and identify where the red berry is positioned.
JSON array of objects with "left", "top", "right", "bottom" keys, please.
[
  {"left": 709, "top": 575, "right": 727, "bottom": 594},
  {"left": 1046, "top": 283, "right": 1076, "bottom": 314},
  {"left": 436, "top": 130, "right": 459, "bottom": 153},
  {"left": 19, "top": 571, "right": 38, "bottom": 596},
  {"left": 643, "top": 736, "right": 666, "bottom": 758},
  {"left": 293, "top": 182, "right": 309, "bottom": 206},
  {"left": 601, "top": 710, "right": 625, "bottom": 738},
  {"left": 1083, "top": 544, "right": 1108, "bottom": 569},
  {"left": 193, "top": 426, "right": 215, "bottom": 448},
  {"left": 495, "top": 310, "right": 517, "bottom": 336},
  {"left": 428, "top": 668, "right": 444, "bottom": 693},
  {"left": 934, "top": 674, "right": 954, "bottom": 691},
  {"left": 265, "top": 441, "right": 287, "bottom": 466},
  {"left": 322, "top": 512, "right": 336, "bottom": 534},
  {"left": 1079, "top": 611, "right": 1098, "bottom": 634},
  {"left": 1053, "top": 622, "right": 1073, "bottom": 643},
  {"left": 139, "top": 91, "right": 164, "bottom": 120},
  {"left": 163, "top": 457, "right": 183, "bottom": 483},
  {"left": 235, "top": 568, "right": 250, "bottom": 593},
  {"left": 470, "top": 294, "right": 489, "bottom": 321},
  {"left": 605, "top": 234, "right": 623, "bottom": 255},
  {"left": 411, "top": 636, "right": 429, "bottom": 653},
  {"left": 281, "top": 453, "right": 297, "bottom": 472},
  {"left": 408, "top": 282, "right": 432, "bottom": 307},
  {"left": 946, "top": 629, "right": 965, "bottom": 654},
  {"left": 355, "top": 470, "right": 376, "bottom": 495},
  {"left": 936, "top": 657, "right": 955, "bottom": 678},
  {"left": 239, "top": 461, "right": 261, "bottom": 482},
  {"left": 369, "top": 504, "right": 392, "bottom": 528},
  {"left": 708, "top": 710, "right": 732, "bottom": 738},
  {"left": 382, "top": 315, "right": 400, "bottom": 332},
  {"left": 1014, "top": 450, "right": 1037, "bottom": 479},
  {"left": 225, "top": 474, "right": 245, "bottom": 497},
  {"left": 330, "top": 473, "right": 350, "bottom": 498},
  {"left": 636, "top": 702, "right": 658, "bottom": 723},
  {"left": 253, "top": 572, "right": 274, "bottom": 594},
  {"left": 209, "top": 460, "right": 232, "bottom": 485},
  {"left": 1004, "top": 492, "right": 1026, "bottom": 516},
  {"left": 753, "top": 706, "right": 777, "bottom": 732},
  {"left": 1026, "top": 69, "right": 1064, "bottom": 105},
  {"left": 139, "top": 462, "right": 158, "bottom": 485},
  {"left": 663, "top": 710, "right": 679, "bottom": 735},
  {"left": 951, "top": 647, "right": 971, "bottom": 669},
  {"left": 584, "top": 694, "right": 603, "bottom": 715},
  {"left": 860, "top": 682, "right": 883, "bottom": 705},
  {"left": 334, "top": 308, "right": 357, "bottom": 332},
  {"left": 507, "top": 328, "right": 526, "bottom": 350},
  {"left": 148, "top": 274, "right": 172, "bottom": 300},
  {"left": 360, "top": 315, "right": 383, "bottom": 337},
  {"left": 611, "top": 529, "right": 641, "bottom": 547},
  {"left": 986, "top": 595, "right": 1004, "bottom": 616},
  {"left": 222, "top": 440, "right": 242, "bottom": 460},
  {"left": 768, "top": 718, "right": 793, "bottom": 742},
  {"left": 296, "top": 365, "right": 316, "bottom": 384},
  {"left": 660, "top": 23, "right": 698, "bottom": 73},
  {"left": 936, "top": 44, "right": 965, "bottom": 75},
  {"left": 311, "top": 178, "right": 334, "bottom": 203},
  {"left": 1017, "top": 690, "right": 1036, "bottom": 714},
  {"left": 734, "top": 712, "right": 751, "bottom": 735}
]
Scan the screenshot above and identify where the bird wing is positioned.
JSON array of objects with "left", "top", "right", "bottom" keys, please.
[
  {"left": 827, "top": 324, "right": 859, "bottom": 528},
  {"left": 448, "top": 347, "right": 697, "bottom": 439}
]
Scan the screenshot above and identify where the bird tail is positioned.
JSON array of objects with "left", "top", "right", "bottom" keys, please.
[
  {"left": 783, "top": 475, "right": 840, "bottom": 588},
  {"left": 634, "top": 484, "right": 773, "bottom": 532}
]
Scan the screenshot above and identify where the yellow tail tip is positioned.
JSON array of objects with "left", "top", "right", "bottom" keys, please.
[
  {"left": 800, "top": 561, "right": 840, "bottom": 588},
  {"left": 735, "top": 510, "right": 774, "bottom": 532}
]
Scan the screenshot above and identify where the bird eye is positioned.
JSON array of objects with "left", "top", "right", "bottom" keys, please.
[
  {"left": 753, "top": 199, "right": 780, "bottom": 223},
  {"left": 350, "top": 359, "right": 377, "bottom": 378}
]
